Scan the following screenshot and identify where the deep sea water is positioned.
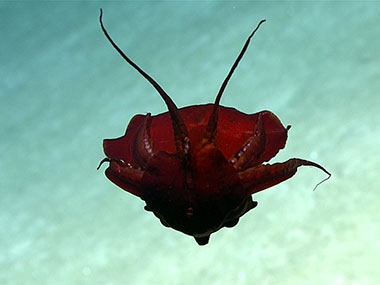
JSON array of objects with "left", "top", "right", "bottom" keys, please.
[{"left": 1, "top": 2, "right": 380, "bottom": 284}]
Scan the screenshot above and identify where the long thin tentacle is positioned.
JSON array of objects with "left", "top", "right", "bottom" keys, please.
[
  {"left": 99, "top": 9, "right": 190, "bottom": 159},
  {"left": 204, "top": 19, "right": 266, "bottom": 143}
]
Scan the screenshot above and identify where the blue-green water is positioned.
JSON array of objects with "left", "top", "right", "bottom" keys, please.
[{"left": 1, "top": 2, "right": 380, "bottom": 284}]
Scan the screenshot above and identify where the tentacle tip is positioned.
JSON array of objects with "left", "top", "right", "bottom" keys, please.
[
  {"left": 312, "top": 171, "right": 331, "bottom": 191},
  {"left": 97, "top": 157, "right": 110, "bottom": 170}
]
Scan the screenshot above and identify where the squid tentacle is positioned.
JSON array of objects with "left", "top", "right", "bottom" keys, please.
[{"left": 240, "top": 158, "right": 331, "bottom": 195}]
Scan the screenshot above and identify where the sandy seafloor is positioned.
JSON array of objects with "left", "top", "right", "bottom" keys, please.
[{"left": 1, "top": 1, "right": 380, "bottom": 284}]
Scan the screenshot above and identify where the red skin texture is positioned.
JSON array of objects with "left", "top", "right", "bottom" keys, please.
[{"left": 103, "top": 105, "right": 288, "bottom": 197}]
